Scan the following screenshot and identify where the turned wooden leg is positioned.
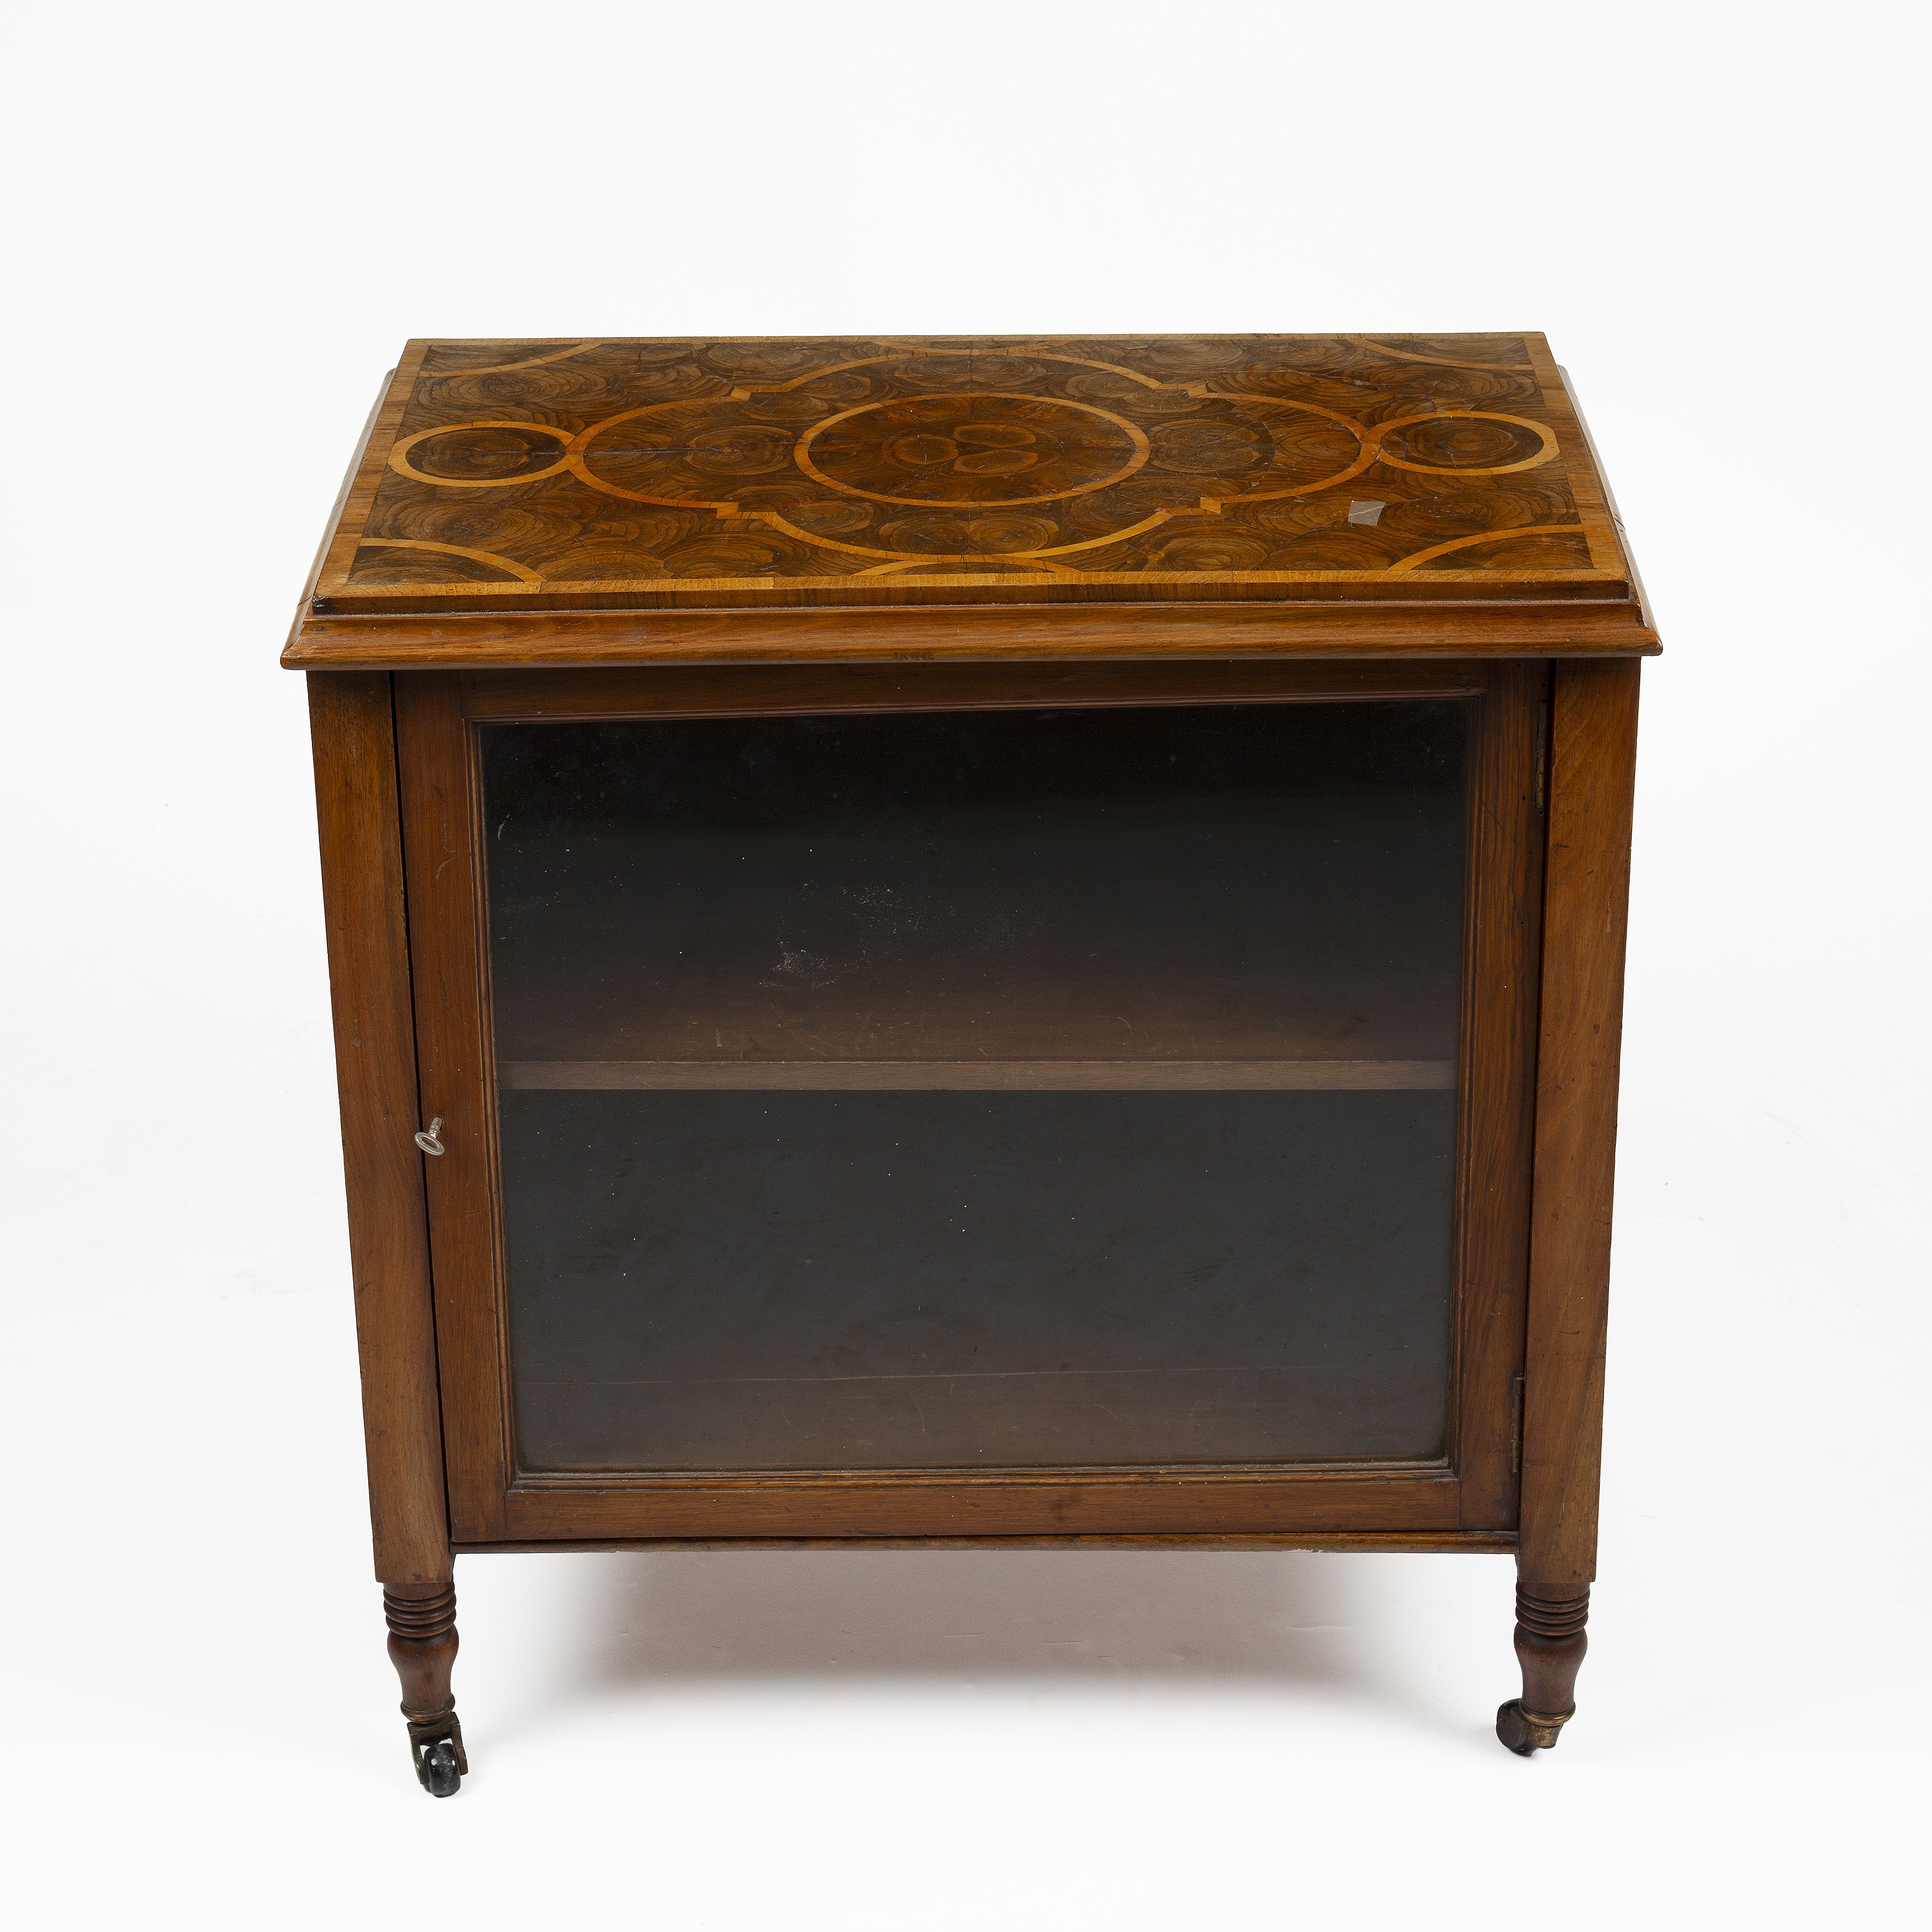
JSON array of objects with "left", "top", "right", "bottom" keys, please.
[
  {"left": 384, "top": 1581, "right": 468, "bottom": 1795},
  {"left": 1496, "top": 1582, "right": 1589, "bottom": 1755}
]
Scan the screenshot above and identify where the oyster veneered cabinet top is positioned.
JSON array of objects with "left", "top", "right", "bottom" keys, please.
[{"left": 287, "top": 333, "right": 1657, "bottom": 665}]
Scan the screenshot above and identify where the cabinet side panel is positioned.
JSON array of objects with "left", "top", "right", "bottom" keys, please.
[
  {"left": 306, "top": 671, "right": 450, "bottom": 1585},
  {"left": 1454, "top": 661, "right": 1546, "bottom": 1526},
  {"left": 1520, "top": 658, "right": 1640, "bottom": 1588}
]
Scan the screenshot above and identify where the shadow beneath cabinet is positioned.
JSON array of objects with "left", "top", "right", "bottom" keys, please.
[{"left": 549, "top": 1548, "right": 1448, "bottom": 1700}]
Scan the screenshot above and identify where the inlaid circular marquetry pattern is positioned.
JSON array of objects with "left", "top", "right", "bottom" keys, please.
[
  {"left": 797, "top": 395, "right": 1148, "bottom": 506},
  {"left": 344, "top": 335, "right": 1597, "bottom": 594}
]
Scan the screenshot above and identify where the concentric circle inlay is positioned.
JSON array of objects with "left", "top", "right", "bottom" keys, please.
[
  {"left": 388, "top": 420, "right": 573, "bottom": 487},
  {"left": 796, "top": 394, "right": 1151, "bottom": 507},
  {"left": 1371, "top": 411, "right": 1557, "bottom": 477}
]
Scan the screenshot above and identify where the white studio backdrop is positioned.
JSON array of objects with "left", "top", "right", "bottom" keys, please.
[{"left": 4, "top": 2, "right": 1925, "bottom": 1925}]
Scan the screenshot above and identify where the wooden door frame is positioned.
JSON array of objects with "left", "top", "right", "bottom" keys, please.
[{"left": 387, "top": 657, "right": 1547, "bottom": 1549}]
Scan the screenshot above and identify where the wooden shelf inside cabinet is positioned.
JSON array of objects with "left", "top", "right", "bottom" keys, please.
[
  {"left": 297, "top": 332, "right": 1650, "bottom": 1787},
  {"left": 499, "top": 1057, "right": 1456, "bottom": 1091}
]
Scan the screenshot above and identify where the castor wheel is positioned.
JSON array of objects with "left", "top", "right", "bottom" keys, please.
[
  {"left": 422, "top": 1738, "right": 462, "bottom": 1797},
  {"left": 1496, "top": 1699, "right": 1571, "bottom": 1756},
  {"left": 405, "top": 1708, "right": 468, "bottom": 1796}
]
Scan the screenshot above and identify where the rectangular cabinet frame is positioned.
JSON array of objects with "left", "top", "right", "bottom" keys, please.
[{"left": 309, "top": 655, "right": 1592, "bottom": 1556}]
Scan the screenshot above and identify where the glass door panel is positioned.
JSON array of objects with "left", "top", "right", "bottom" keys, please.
[{"left": 480, "top": 700, "right": 1467, "bottom": 1472}]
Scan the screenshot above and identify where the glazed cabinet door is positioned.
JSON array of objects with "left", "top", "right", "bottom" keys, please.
[{"left": 395, "top": 661, "right": 1544, "bottom": 1545}]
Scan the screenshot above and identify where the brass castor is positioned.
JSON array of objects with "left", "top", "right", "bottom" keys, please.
[
  {"left": 1496, "top": 1699, "right": 1572, "bottom": 1756},
  {"left": 406, "top": 1708, "right": 468, "bottom": 1797}
]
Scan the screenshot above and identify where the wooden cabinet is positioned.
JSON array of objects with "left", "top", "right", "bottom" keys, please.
[{"left": 290, "top": 334, "right": 1652, "bottom": 1792}]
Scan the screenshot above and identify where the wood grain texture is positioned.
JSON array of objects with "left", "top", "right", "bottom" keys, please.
[
  {"left": 459, "top": 657, "right": 1491, "bottom": 718},
  {"left": 1519, "top": 657, "right": 1640, "bottom": 1590},
  {"left": 1513, "top": 1584, "right": 1590, "bottom": 1716},
  {"left": 1452, "top": 662, "right": 1546, "bottom": 1527},
  {"left": 383, "top": 1581, "right": 459, "bottom": 1717},
  {"left": 306, "top": 672, "right": 450, "bottom": 1585},
  {"left": 299, "top": 334, "right": 1638, "bottom": 620},
  {"left": 393, "top": 673, "right": 512, "bottom": 1545},
  {"left": 497, "top": 1471, "right": 1462, "bottom": 1541},
  {"left": 287, "top": 598, "right": 1656, "bottom": 669}
]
